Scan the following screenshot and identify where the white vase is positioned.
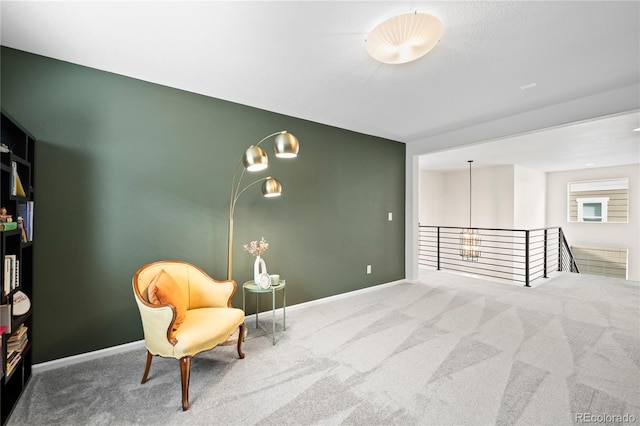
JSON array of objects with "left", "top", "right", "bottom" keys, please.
[{"left": 254, "top": 255, "right": 268, "bottom": 284}]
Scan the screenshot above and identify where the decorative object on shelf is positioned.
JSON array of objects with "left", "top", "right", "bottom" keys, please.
[
  {"left": 0, "top": 207, "right": 12, "bottom": 223},
  {"left": 17, "top": 217, "right": 28, "bottom": 242},
  {"left": 257, "top": 269, "right": 270, "bottom": 289},
  {"left": 12, "top": 291, "right": 30, "bottom": 316},
  {"left": 243, "top": 237, "right": 269, "bottom": 257},
  {"left": 253, "top": 255, "right": 269, "bottom": 288},
  {"left": 270, "top": 274, "right": 280, "bottom": 286},
  {"left": 365, "top": 11, "right": 443, "bottom": 65},
  {"left": 0, "top": 222, "right": 18, "bottom": 231},
  {"left": 227, "top": 131, "right": 300, "bottom": 279},
  {"left": 460, "top": 160, "right": 481, "bottom": 261},
  {"left": 244, "top": 238, "right": 271, "bottom": 288}
]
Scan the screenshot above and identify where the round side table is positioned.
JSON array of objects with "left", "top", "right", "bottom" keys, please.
[{"left": 242, "top": 280, "right": 286, "bottom": 345}]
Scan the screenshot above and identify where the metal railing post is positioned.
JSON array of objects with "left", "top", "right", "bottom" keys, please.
[
  {"left": 525, "top": 230, "right": 531, "bottom": 287},
  {"left": 543, "top": 228, "right": 548, "bottom": 278},
  {"left": 558, "top": 228, "right": 563, "bottom": 272},
  {"left": 437, "top": 227, "right": 441, "bottom": 270}
]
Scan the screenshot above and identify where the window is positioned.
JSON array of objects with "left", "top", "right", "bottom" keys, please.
[
  {"left": 577, "top": 197, "right": 608, "bottom": 222},
  {"left": 568, "top": 178, "right": 628, "bottom": 223}
]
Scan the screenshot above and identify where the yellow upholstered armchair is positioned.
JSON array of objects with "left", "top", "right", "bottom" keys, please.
[{"left": 132, "top": 260, "right": 246, "bottom": 411}]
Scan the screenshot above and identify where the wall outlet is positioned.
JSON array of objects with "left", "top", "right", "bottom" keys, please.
[
  {"left": 366, "top": 265, "right": 372, "bottom": 274},
  {"left": 388, "top": 212, "right": 393, "bottom": 221}
]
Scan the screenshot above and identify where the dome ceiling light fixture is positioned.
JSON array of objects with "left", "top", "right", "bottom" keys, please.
[{"left": 365, "top": 12, "right": 443, "bottom": 65}]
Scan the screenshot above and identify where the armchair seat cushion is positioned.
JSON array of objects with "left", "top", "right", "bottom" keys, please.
[{"left": 171, "top": 307, "right": 245, "bottom": 358}]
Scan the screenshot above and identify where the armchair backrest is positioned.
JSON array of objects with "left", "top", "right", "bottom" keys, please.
[
  {"left": 133, "top": 260, "right": 237, "bottom": 310},
  {"left": 134, "top": 261, "right": 190, "bottom": 305}
]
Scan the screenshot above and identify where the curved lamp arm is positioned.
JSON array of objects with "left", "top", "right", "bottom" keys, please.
[
  {"left": 230, "top": 176, "right": 272, "bottom": 220},
  {"left": 255, "top": 131, "right": 287, "bottom": 148}
]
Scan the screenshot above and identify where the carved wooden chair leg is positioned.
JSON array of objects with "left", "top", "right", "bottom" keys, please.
[
  {"left": 180, "top": 356, "right": 192, "bottom": 411},
  {"left": 141, "top": 351, "right": 153, "bottom": 384},
  {"left": 237, "top": 322, "right": 246, "bottom": 359}
]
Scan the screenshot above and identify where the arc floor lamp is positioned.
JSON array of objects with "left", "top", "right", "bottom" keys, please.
[{"left": 227, "top": 131, "right": 300, "bottom": 280}]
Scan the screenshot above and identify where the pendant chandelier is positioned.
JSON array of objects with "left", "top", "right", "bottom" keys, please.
[{"left": 460, "top": 160, "right": 481, "bottom": 261}]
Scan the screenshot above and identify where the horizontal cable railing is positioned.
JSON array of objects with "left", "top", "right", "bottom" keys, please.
[{"left": 419, "top": 226, "right": 578, "bottom": 287}]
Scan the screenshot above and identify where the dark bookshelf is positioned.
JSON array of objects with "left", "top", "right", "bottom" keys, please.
[{"left": 0, "top": 111, "right": 35, "bottom": 425}]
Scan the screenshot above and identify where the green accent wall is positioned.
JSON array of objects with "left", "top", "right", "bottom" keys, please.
[{"left": 0, "top": 47, "right": 405, "bottom": 363}]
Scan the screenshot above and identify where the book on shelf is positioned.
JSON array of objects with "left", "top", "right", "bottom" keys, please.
[
  {"left": 0, "top": 222, "right": 18, "bottom": 231},
  {"left": 11, "top": 161, "right": 27, "bottom": 197},
  {"left": 15, "top": 174, "right": 26, "bottom": 197},
  {"left": 5, "top": 337, "right": 26, "bottom": 375},
  {"left": 7, "top": 328, "right": 28, "bottom": 375},
  {"left": 10, "top": 161, "right": 27, "bottom": 197},
  {"left": 7, "top": 324, "right": 28, "bottom": 352},
  {"left": 6, "top": 349, "right": 20, "bottom": 364},
  {"left": 7, "top": 339, "right": 27, "bottom": 356},
  {"left": 3, "top": 258, "right": 8, "bottom": 295},
  {"left": 17, "top": 201, "right": 34, "bottom": 242},
  {"left": 8, "top": 324, "right": 27, "bottom": 342},
  {"left": 14, "top": 259, "right": 20, "bottom": 291},
  {"left": 3, "top": 254, "right": 17, "bottom": 295},
  {"left": 10, "top": 161, "right": 16, "bottom": 196},
  {"left": 7, "top": 336, "right": 28, "bottom": 354},
  {"left": 6, "top": 353, "right": 21, "bottom": 375},
  {"left": 7, "top": 335, "right": 29, "bottom": 353}
]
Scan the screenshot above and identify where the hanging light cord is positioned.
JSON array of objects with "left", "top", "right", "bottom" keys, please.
[{"left": 468, "top": 160, "right": 473, "bottom": 228}]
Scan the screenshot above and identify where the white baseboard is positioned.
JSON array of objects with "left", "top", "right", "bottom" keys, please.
[
  {"left": 285, "top": 279, "right": 406, "bottom": 312},
  {"left": 33, "top": 279, "right": 407, "bottom": 374},
  {"left": 33, "top": 340, "right": 146, "bottom": 374},
  {"left": 242, "top": 279, "right": 406, "bottom": 321}
]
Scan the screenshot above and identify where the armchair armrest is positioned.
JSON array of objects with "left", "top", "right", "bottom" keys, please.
[
  {"left": 188, "top": 272, "right": 237, "bottom": 309},
  {"left": 133, "top": 296, "right": 180, "bottom": 353}
]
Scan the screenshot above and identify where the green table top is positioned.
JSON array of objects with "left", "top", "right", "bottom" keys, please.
[{"left": 243, "top": 280, "right": 286, "bottom": 292}]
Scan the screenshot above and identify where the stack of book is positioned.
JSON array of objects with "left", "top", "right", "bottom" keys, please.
[{"left": 6, "top": 324, "right": 28, "bottom": 375}]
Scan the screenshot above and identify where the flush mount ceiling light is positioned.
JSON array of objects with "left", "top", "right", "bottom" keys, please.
[{"left": 365, "top": 12, "right": 443, "bottom": 64}]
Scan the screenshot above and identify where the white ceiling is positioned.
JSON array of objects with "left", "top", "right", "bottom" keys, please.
[
  {"left": 420, "top": 110, "right": 640, "bottom": 172},
  {"left": 1, "top": 1, "right": 639, "bottom": 171}
]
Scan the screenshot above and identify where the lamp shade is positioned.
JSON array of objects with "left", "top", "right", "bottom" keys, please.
[
  {"left": 274, "top": 132, "right": 300, "bottom": 158},
  {"left": 243, "top": 145, "right": 268, "bottom": 172},
  {"left": 262, "top": 178, "right": 282, "bottom": 197},
  {"left": 366, "top": 12, "right": 443, "bottom": 64}
]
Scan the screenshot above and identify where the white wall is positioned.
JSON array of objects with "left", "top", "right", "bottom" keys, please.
[
  {"left": 514, "top": 166, "right": 547, "bottom": 229},
  {"left": 472, "top": 166, "right": 515, "bottom": 229},
  {"left": 547, "top": 164, "right": 640, "bottom": 280},
  {"left": 420, "top": 165, "right": 516, "bottom": 228},
  {"left": 441, "top": 169, "right": 470, "bottom": 227},
  {"left": 419, "top": 170, "right": 444, "bottom": 225}
]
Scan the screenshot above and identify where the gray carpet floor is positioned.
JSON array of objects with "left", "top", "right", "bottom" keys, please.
[{"left": 8, "top": 269, "right": 640, "bottom": 425}]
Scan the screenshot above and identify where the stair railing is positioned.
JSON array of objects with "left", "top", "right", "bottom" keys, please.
[{"left": 418, "top": 225, "right": 579, "bottom": 287}]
